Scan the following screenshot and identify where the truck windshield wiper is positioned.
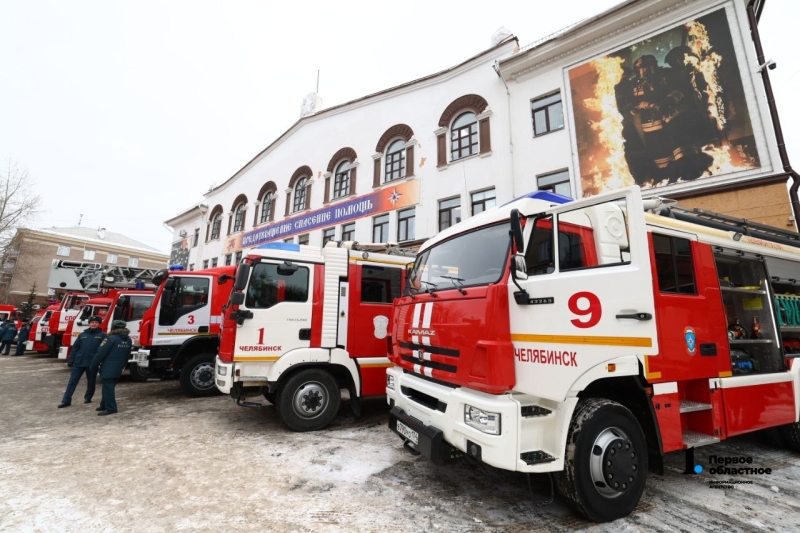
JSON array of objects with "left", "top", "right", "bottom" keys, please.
[
  {"left": 440, "top": 275, "right": 467, "bottom": 295},
  {"left": 419, "top": 280, "right": 439, "bottom": 297}
]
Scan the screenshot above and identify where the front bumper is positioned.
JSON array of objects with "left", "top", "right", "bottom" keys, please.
[
  {"left": 386, "top": 367, "right": 567, "bottom": 473},
  {"left": 130, "top": 350, "right": 149, "bottom": 367}
]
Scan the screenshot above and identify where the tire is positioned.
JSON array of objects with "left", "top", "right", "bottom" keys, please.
[
  {"left": 554, "top": 398, "right": 648, "bottom": 523},
  {"left": 276, "top": 368, "right": 340, "bottom": 432},
  {"left": 777, "top": 422, "right": 800, "bottom": 453},
  {"left": 128, "top": 363, "right": 151, "bottom": 383},
  {"left": 179, "top": 354, "right": 220, "bottom": 397}
]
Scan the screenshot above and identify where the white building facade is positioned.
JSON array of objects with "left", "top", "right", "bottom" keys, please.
[{"left": 167, "top": 0, "right": 792, "bottom": 267}]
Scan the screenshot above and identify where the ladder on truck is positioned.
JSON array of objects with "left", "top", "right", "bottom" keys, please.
[
  {"left": 47, "top": 260, "right": 160, "bottom": 293},
  {"left": 658, "top": 204, "right": 800, "bottom": 248}
]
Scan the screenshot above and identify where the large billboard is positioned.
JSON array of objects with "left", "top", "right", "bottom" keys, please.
[
  {"left": 169, "top": 238, "right": 190, "bottom": 267},
  {"left": 568, "top": 8, "right": 761, "bottom": 197}
]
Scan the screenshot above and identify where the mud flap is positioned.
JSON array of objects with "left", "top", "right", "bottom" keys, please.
[{"left": 349, "top": 382, "right": 361, "bottom": 417}]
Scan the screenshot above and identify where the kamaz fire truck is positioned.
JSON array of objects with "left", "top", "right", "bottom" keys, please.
[
  {"left": 386, "top": 186, "right": 800, "bottom": 522},
  {"left": 58, "top": 290, "right": 155, "bottom": 380},
  {"left": 45, "top": 260, "right": 159, "bottom": 356},
  {"left": 135, "top": 265, "right": 236, "bottom": 396},
  {"left": 25, "top": 310, "right": 50, "bottom": 353},
  {"left": 28, "top": 305, "right": 58, "bottom": 352},
  {"left": 215, "top": 241, "right": 413, "bottom": 431}
]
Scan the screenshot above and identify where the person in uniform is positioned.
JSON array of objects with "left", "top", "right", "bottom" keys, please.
[
  {"left": 0, "top": 320, "right": 18, "bottom": 355},
  {"left": 15, "top": 320, "right": 32, "bottom": 356},
  {"left": 58, "top": 316, "right": 106, "bottom": 408},
  {"left": 90, "top": 319, "right": 133, "bottom": 416}
]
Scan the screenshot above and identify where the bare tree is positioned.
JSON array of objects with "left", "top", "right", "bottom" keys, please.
[{"left": 0, "top": 159, "right": 42, "bottom": 249}]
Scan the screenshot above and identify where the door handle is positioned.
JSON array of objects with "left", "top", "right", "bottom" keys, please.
[
  {"left": 615, "top": 312, "right": 652, "bottom": 321},
  {"left": 299, "top": 328, "right": 311, "bottom": 341}
]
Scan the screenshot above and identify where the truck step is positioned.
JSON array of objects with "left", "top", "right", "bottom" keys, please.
[
  {"left": 520, "top": 450, "right": 557, "bottom": 465},
  {"left": 521, "top": 405, "right": 552, "bottom": 418},
  {"left": 679, "top": 400, "right": 712, "bottom": 413},
  {"left": 682, "top": 430, "right": 719, "bottom": 448}
]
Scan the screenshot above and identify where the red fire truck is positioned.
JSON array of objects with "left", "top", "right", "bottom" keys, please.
[
  {"left": 24, "top": 310, "right": 50, "bottom": 353},
  {"left": 135, "top": 265, "right": 236, "bottom": 396},
  {"left": 45, "top": 260, "right": 160, "bottom": 357},
  {"left": 215, "top": 241, "right": 412, "bottom": 431},
  {"left": 386, "top": 186, "right": 800, "bottom": 522},
  {"left": 59, "top": 290, "right": 155, "bottom": 380}
]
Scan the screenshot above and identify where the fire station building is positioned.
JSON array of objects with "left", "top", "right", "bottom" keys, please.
[{"left": 167, "top": 0, "right": 794, "bottom": 269}]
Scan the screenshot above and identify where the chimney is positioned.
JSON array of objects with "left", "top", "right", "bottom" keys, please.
[{"left": 97, "top": 227, "right": 106, "bottom": 240}]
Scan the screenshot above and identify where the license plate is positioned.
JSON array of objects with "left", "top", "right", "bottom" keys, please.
[
  {"left": 396, "top": 420, "right": 419, "bottom": 445},
  {"left": 132, "top": 353, "right": 148, "bottom": 364}
]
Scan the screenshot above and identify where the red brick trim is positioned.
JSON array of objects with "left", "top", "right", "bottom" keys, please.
[
  {"left": 326, "top": 148, "right": 357, "bottom": 173},
  {"left": 375, "top": 124, "right": 414, "bottom": 153},
  {"left": 438, "top": 94, "right": 489, "bottom": 127}
]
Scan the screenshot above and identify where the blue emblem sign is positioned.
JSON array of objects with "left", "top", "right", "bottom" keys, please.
[{"left": 684, "top": 327, "right": 697, "bottom": 355}]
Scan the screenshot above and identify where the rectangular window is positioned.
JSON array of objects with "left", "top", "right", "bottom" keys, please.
[
  {"left": 106, "top": 253, "right": 118, "bottom": 264},
  {"left": 158, "top": 277, "right": 210, "bottom": 326},
  {"left": 128, "top": 257, "right": 139, "bottom": 267},
  {"left": 373, "top": 214, "right": 389, "bottom": 243},
  {"left": 189, "top": 263, "right": 195, "bottom": 271},
  {"left": 537, "top": 169, "right": 572, "bottom": 198},
  {"left": 653, "top": 234, "right": 696, "bottom": 294},
  {"left": 245, "top": 263, "right": 309, "bottom": 309},
  {"left": 193, "top": 229, "right": 199, "bottom": 248},
  {"left": 342, "top": 223, "right": 355, "bottom": 242},
  {"left": 235, "top": 251, "right": 242, "bottom": 264},
  {"left": 322, "top": 228, "right": 336, "bottom": 246},
  {"left": 298, "top": 234, "right": 309, "bottom": 246},
  {"left": 202, "top": 260, "right": 209, "bottom": 269},
  {"left": 397, "top": 208, "right": 415, "bottom": 242},
  {"left": 284, "top": 238, "right": 294, "bottom": 244},
  {"left": 531, "top": 92, "right": 565, "bottom": 136},
  {"left": 57, "top": 245, "right": 71, "bottom": 257},
  {"left": 117, "top": 294, "right": 155, "bottom": 322},
  {"left": 83, "top": 250, "right": 96, "bottom": 260},
  {"left": 471, "top": 189, "right": 496, "bottom": 216},
  {"left": 225, "top": 254, "right": 232, "bottom": 266},
  {"left": 438, "top": 197, "right": 462, "bottom": 232},
  {"left": 361, "top": 266, "right": 402, "bottom": 303},
  {"left": 211, "top": 257, "right": 218, "bottom": 268}
]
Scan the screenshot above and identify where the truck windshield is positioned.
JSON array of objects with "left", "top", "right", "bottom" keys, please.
[{"left": 410, "top": 223, "right": 510, "bottom": 293}]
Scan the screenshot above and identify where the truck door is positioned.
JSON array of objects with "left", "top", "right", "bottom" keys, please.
[
  {"left": 115, "top": 294, "right": 155, "bottom": 347},
  {"left": 348, "top": 263, "right": 402, "bottom": 358},
  {"left": 233, "top": 261, "right": 314, "bottom": 362},
  {"left": 510, "top": 186, "right": 659, "bottom": 401},
  {"left": 152, "top": 275, "right": 213, "bottom": 346}
]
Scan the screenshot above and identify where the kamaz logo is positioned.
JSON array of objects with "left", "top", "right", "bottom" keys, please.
[{"left": 408, "top": 328, "right": 436, "bottom": 336}]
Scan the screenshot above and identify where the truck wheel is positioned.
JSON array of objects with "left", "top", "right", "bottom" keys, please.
[
  {"left": 265, "top": 391, "right": 277, "bottom": 405},
  {"left": 180, "top": 354, "right": 219, "bottom": 397},
  {"left": 276, "top": 368, "right": 340, "bottom": 432},
  {"left": 128, "top": 363, "right": 151, "bottom": 383},
  {"left": 777, "top": 422, "right": 800, "bottom": 453},
  {"left": 554, "top": 398, "right": 648, "bottom": 523}
]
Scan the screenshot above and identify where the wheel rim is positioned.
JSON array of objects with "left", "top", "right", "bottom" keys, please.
[
  {"left": 190, "top": 362, "right": 215, "bottom": 390},
  {"left": 589, "top": 426, "right": 639, "bottom": 498},
  {"left": 292, "top": 381, "right": 328, "bottom": 419}
]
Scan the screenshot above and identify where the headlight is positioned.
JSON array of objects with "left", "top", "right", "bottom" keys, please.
[
  {"left": 464, "top": 404, "right": 501, "bottom": 435},
  {"left": 217, "top": 365, "right": 227, "bottom": 376},
  {"left": 386, "top": 374, "right": 395, "bottom": 390}
]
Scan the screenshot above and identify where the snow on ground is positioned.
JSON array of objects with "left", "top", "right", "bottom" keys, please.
[{"left": 2, "top": 355, "right": 800, "bottom": 532}]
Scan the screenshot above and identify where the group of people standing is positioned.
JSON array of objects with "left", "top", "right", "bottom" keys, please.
[
  {"left": 57, "top": 316, "right": 134, "bottom": 416},
  {"left": 0, "top": 319, "right": 31, "bottom": 356}
]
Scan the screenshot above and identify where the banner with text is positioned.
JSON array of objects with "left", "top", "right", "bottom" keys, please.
[{"left": 225, "top": 179, "right": 420, "bottom": 252}]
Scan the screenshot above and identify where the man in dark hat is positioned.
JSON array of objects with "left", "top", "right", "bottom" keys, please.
[
  {"left": 90, "top": 319, "right": 133, "bottom": 416},
  {"left": 15, "top": 320, "right": 32, "bottom": 356},
  {"left": 58, "top": 316, "right": 106, "bottom": 408},
  {"left": 0, "top": 319, "right": 18, "bottom": 355}
]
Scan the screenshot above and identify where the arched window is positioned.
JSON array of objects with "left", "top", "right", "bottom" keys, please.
[
  {"left": 260, "top": 192, "right": 274, "bottom": 223},
  {"left": 451, "top": 112, "right": 478, "bottom": 160},
  {"left": 293, "top": 177, "right": 308, "bottom": 212},
  {"left": 333, "top": 161, "right": 350, "bottom": 199},
  {"left": 233, "top": 202, "right": 246, "bottom": 232},
  {"left": 210, "top": 213, "right": 222, "bottom": 240},
  {"left": 385, "top": 139, "right": 406, "bottom": 182}
]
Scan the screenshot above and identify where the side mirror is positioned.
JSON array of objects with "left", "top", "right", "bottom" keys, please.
[
  {"left": 513, "top": 254, "right": 528, "bottom": 281},
  {"left": 161, "top": 290, "right": 173, "bottom": 308},
  {"left": 164, "top": 278, "right": 176, "bottom": 291},
  {"left": 277, "top": 261, "right": 299, "bottom": 276},
  {"left": 230, "top": 292, "right": 245, "bottom": 306},
  {"left": 510, "top": 209, "right": 525, "bottom": 254},
  {"left": 233, "top": 263, "right": 251, "bottom": 291},
  {"left": 113, "top": 307, "right": 123, "bottom": 320}
]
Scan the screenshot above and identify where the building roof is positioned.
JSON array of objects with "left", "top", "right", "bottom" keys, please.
[
  {"left": 30, "top": 227, "right": 164, "bottom": 256},
  {"left": 204, "top": 35, "right": 519, "bottom": 197}
]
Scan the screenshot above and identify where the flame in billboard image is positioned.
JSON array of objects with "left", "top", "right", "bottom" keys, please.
[{"left": 569, "top": 9, "right": 761, "bottom": 196}]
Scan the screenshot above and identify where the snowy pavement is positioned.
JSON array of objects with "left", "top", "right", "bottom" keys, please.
[{"left": 2, "top": 355, "right": 800, "bottom": 532}]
